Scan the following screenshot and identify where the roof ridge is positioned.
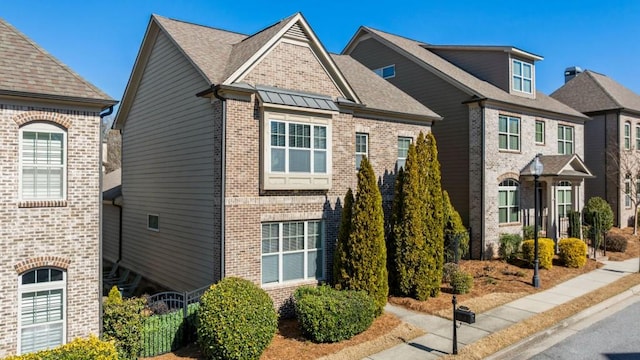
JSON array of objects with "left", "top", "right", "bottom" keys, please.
[
  {"left": 152, "top": 14, "right": 248, "bottom": 37},
  {"left": 364, "top": 26, "right": 429, "bottom": 46},
  {"left": 0, "top": 17, "right": 111, "bottom": 100},
  {"left": 236, "top": 13, "right": 298, "bottom": 44},
  {"left": 585, "top": 71, "right": 622, "bottom": 109}
]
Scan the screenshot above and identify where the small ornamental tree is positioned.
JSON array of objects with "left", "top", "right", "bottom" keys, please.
[
  {"left": 338, "top": 157, "right": 388, "bottom": 315},
  {"left": 333, "top": 188, "right": 354, "bottom": 289}
]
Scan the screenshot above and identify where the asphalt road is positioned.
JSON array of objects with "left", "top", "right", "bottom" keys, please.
[{"left": 530, "top": 299, "right": 640, "bottom": 360}]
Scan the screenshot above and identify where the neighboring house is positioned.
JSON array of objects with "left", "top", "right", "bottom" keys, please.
[
  {"left": 0, "top": 19, "right": 116, "bottom": 356},
  {"left": 111, "top": 13, "right": 440, "bottom": 309},
  {"left": 552, "top": 69, "right": 640, "bottom": 228},
  {"left": 344, "top": 28, "right": 592, "bottom": 258},
  {"left": 103, "top": 168, "right": 122, "bottom": 265}
]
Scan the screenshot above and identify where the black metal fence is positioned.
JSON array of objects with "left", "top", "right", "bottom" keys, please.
[{"left": 140, "top": 285, "right": 209, "bottom": 357}]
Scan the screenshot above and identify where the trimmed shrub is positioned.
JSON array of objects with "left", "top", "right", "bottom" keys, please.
[
  {"left": 499, "top": 233, "right": 522, "bottom": 261},
  {"left": 604, "top": 232, "right": 629, "bottom": 252},
  {"left": 294, "top": 285, "right": 376, "bottom": 343},
  {"left": 450, "top": 269, "right": 473, "bottom": 294},
  {"left": 567, "top": 210, "right": 582, "bottom": 238},
  {"left": 333, "top": 188, "right": 354, "bottom": 290},
  {"left": 522, "top": 226, "right": 535, "bottom": 241},
  {"left": 4, "top": 335, "right": 117, "bottom": 360},
  {"left": 522, "top": 238, "right": 555, "bottom": 270},
  {"left": 442, "top": 262, "right": 459, "bottom": 283},
  {"left": 140, "top": 302, "right": 200, "bottom": 357},
  {"left": 583, "top": 197, "right": 614, "bottom": 231},
  {"left": 197, "top": 277, "right": 277, "bottom": 360},
  {"left": 102, "top": 286, "right": 147, "bottom": 359},
  {"left": 558, "top": 238, "right": 587, "bottom": 268},
  {"left": 443, "top": 190, "right": 469, "bottom": 262}
]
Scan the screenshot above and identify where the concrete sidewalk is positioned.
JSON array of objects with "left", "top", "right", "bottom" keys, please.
[{"left": 364, "top": 258, "right": 639, "bottom": 360}]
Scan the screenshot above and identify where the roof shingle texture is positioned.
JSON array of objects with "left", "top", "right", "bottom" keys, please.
[
  {"left": 362, "top": 27, "right": 586, "bottom": 119},
  {"left": 0, "top": 18, "right": 113, "bottom": 101},
  {"left": 551, "top": 71, "right": 640, "bottom": 114}
]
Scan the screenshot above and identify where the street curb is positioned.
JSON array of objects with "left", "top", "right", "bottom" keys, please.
[{"left": 485, "top": 283, "right": 640, "bottom": 360}]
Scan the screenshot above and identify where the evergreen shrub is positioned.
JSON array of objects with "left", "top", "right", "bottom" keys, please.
[
  {"left": 558, "top": 238, "right": 587, "bottom": 268},
  {"left": 522, "top": 238, "right": 555, "bottom": 270},
  {"left": 442, "top": 262, "right": 459, "bottom": 283},
  {"left": 499, "top": 233, "right": 522, "bottom": 261},
  {"left": 604, "top": 232, "right": 628, "bottom": 252},
  {"left": 4, "top": 335, "right": 117, "bottom": 360},
  {"left": 293, "top": 285, "right": 375, "bottom": 343},
  {"left": 102, "top": 286, "right": 147, "bottom": 359},
  {"left": 197, "top": 277, "right": 277, "bottom": 360},
  {"left": 583, "top": 197, "right": 614, "bottom": 231},
  {"left": 450, "top": 269, "right": 473, "bottom": 294}
]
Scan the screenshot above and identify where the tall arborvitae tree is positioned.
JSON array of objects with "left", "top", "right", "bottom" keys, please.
[
  {"left": 443, "top": 190, "right": 469, "bottom": 262},
  {"left": 387, "top": 167, "right": 404, "bottom": 295},
  {"left": 340, "top": 157, "right": 388, "bottom": 315},
  {"left": 333, "top": 188, "right": 354, "bottom": 290},
  {"left": 424, "top": 132, "right": 444, "bottom": 297},
  {"left": 391, "top": 132, "right": 445, "bottom": 300}
]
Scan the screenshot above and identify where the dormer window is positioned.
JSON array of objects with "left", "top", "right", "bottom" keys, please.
[
  {"left": 373, "top": 65, "right": 395, "bottom": 79},
  {"left": 512, "top": 59, "right": 532, "bottom": 93}
]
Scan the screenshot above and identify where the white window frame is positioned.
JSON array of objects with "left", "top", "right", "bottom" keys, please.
[
  {"left": 512, "top": 59, "right": 533, "bottom": 94},
  {"left": 624, "top": 122, "right": 631, "bottom": 150},
  {"left": 397, "top": 136, "right": 412, "bottom": 170},
  {"left": 373, "top": 64, "right": 395, "bottom": 79},
  {"left": 636, "top": 125, "right": 640, "bottom": 150},
  {"left": 262, "top": 112, "right": 332, "bottom": 190},
  {"left": 355, "top": 133, "right": 368, "bottom": 170},
  {"left": 535, "top": 120, "right": 545, "bottom": 145},
  {"left": 558, "top": 125, "right": 574, "bottom": 155},
  {"left": 147, "top": 214, "right": 159, "bottom": 231},
  {"left": 498, "top": 179, "right": 520, "bottom": 224},
  {"left": 19, "top": 123, "right": 67, "bottom": 201},
  {"left": 498, "top": 115, "right": 520, "bottom": 152},
  {"left": 18, "top": 268, "right": 66, "bottom": 354},
  {"left": 624, "top": 175, "right": 632, "bottom": 208},
  {"left": 557, "top": 181, "right": 573, "bottom": 218},
  {"left": 261, "top": 220, "right": 324, "bottom": 286}
]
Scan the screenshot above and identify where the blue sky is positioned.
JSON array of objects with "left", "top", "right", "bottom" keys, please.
[{"left": 3, "top": 1, "right": 639, "bottom": 102}]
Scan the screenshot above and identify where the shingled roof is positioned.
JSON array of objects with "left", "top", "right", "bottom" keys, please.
[
  {"left": 0, "top": 18, "right": 115, "bottom": 105},
  {"left": 551, "top": 70, "right": 640, "bottom": 114},
  {"left": 344, "top": 27, "right": 587, "bottom": 120},
  {"left": 124, "top": 14, "right": 439, "bottom": 122}
]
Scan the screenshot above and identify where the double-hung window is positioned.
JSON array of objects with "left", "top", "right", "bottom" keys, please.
[
  {"left": 397, "top": 137, "right": 412, "bottom": 170},
  {"left": 512, "top": 59, "right": 532, "bottom": 93},
  {"left": 261, "top": 220, "right": 324, "bottom": 285},
  {"left": 558, "top": 125, "right": 574, "bottom": 154},
  {"left": 557, "top": 181, "right": 573, "bottom": 217},
  {"left": 355, "top": 133, "right": 368, "bottom": 170},
  {"left": 625, "top": 174, "right": 632, "bottom": 208},
  {"left": 499, "top": 115, "right": 520, "bottom": 151},
  {"left": 18, "top": 268, "right": 66, "bottom": 354},
  {"left": 264, "top": 112, "right": 331, "bottom": 190},
  {"left": 636, "top": 125, "right": 640, "bottom": 150},
  {"left": 624, "top": 122, "right": 631, "bottom": 150},
  {"left": 535, "top": 120, "right": 545, "bottom": 144},
  {"left": 498, "top": 179, "right": 519, "bottom": 224},
  {"left": 20, "top": 123, "right": 66, "bottom": 200}
]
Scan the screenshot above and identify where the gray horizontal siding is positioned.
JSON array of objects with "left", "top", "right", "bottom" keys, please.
[
  {"left": 349, "top": 38, "right": 472, "bottom": 225},
  {"left": 120, "top": 31, "right": 221, "bottom": 292},
  {"left": 430, "top": 49, "right": 509, "bottom": 92},
  {"left": 102, "top": 204, "right": 120, "bottom": 263}
]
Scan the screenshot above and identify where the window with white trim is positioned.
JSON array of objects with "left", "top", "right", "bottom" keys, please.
[
  {"left": 263, "top": 112, "right": 331, "bottom": 190},
  {"left": 535, "top": 120, "right": 545, "bottom": 144},
  {"left": 261, "top": 220, "right": 324, "bottom": 285},
  {"left": 148, "top": 214, "right": 159, "bottom": 231},
  {"left": 625, "top": 174, "right": 632, "bottom": 208},
  {"left": 499, "top": 115, "right": 520, "bottom": 151},
  {"left": 512, "top": 59, "right": 532, "bottom": 93},
  {"left": 355, "top": 133, "right": 368, "bottom": 170},
  {"left": 18, "top": 268, "right": 66, "bottom": 354},
  {"left": 558, "top": 125, "right": 574, "bottom": 155},
  {"left": 624, "top": 122, "right": 631, "bottom": 150},
  {"left": 557, "top": 181, "right": 573, "bottom": 218},
  {"left": 20, "top": 123, "right": 66, "bottom": 200},
  {"left": 397, "top": 137, "right": 412, "bottom": 170},
  {"left": 498, "top": 179, "right": 519, "bottom": 224},
  {"left": 373, "top": 64, "right": 395, "bottom": 79},
  {"left": 636, "top": 125, "right": 640, "bottom": 150}
]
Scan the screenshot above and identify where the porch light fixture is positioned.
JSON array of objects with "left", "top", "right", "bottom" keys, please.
[{"left": 530, "top": 154, "right": 543, "bottom": 288}]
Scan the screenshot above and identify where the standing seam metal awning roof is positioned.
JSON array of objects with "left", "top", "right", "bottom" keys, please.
[{"left": 256, "top": 85, "right": 339, "bottom": 111}]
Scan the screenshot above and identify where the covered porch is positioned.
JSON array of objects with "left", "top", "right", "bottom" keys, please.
[{"left": 520, "top": 154, "right": 594, "bottom": 241}]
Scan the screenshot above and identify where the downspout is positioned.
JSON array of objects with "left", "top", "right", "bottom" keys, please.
[
  {"left": 98, "top": 105, "right": 113, "bottom": 336},
  {"left": 213, "top": 87, "right": 226, "bottom": 280},
  {"left": 479, "top": 102, "right": 486, "bottom": 260}
]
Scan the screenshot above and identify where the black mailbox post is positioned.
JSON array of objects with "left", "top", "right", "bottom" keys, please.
[{"left": 452, "top": 295, "right": 476, "bottom": 355}]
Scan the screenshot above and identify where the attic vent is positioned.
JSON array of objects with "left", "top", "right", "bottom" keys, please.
[{"left": 285, "top": 22, "right": 308, "bottom": 41}]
